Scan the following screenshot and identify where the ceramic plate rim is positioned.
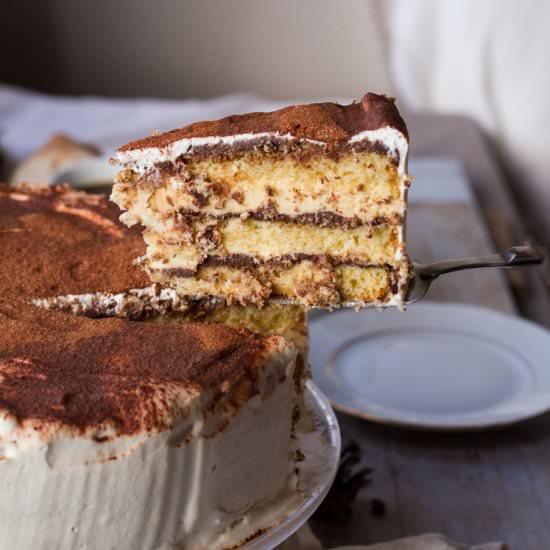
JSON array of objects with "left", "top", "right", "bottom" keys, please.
[{"left": 242, "top": 380, "right": 341, "bottom": 549}]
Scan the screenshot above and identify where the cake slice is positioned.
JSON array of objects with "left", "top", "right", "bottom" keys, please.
[
  {"left": 111, "top": 93, "right": 412, "bottom": 308},
  {"left": 0, "top": 183, "right": 307, "bottom": 549}
]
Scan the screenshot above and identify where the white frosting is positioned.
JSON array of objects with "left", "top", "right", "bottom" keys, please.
[
  {"left": 115, "top": 132, "right": 321, "bottom": 176},
  {"left": 0, "top": 351, "right": 301, "bottom": 549},
  {"left": 31, "top": 285, "right": 199, "bottom": 318},
  {"left": 114, "top": 127, "right": 408, "bottom": 176},
  {"left": 349, "top": 127, "right": 409, "bottom": 176}
]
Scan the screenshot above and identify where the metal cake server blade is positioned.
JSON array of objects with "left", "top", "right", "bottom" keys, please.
[{"left": 405, "top": 245, "right": 545, "bottom": 304}]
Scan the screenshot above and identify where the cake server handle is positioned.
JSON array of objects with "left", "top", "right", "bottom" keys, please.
[{"left": 406, "top": 245, "right": 545, "bottom": 304}]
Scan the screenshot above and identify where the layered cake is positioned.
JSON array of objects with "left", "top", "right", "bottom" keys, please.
[
  {"left": 0, "top": 184, "right": 306, "bottom": 549},
  {"left": 111, "top": 93, "right": 412, "bottom": 308}
]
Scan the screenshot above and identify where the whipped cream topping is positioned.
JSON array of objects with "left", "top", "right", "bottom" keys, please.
[
  {"left": 114, "top": 127, "right": 409, "bottom": 177},
  {"left": 349, "top": 127, "right": 409, "bottom": 175}
]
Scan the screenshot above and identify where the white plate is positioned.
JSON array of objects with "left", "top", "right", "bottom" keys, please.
[
  {"left": 309, "top": 302, "right": 550, "bottom": 431},
  {"left": 51, "top": 157, "right": 118, "bottom": 191},
  {"left": 242, "top": 381, "right": 340, "bottom": 549}
]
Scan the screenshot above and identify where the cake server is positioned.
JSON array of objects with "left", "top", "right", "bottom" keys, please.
[{"left": 405, "top": 244, "right": 545, "bottom": 304}]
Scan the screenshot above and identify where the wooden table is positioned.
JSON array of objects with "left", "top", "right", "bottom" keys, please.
[
  {"left": 407, "top": 114, "right": 549, "bottom": 328},
  {"left": 311, "top": 141, "right": 550, "bottom": 549}
]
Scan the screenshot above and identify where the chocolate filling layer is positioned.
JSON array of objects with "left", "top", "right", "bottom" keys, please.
[
  {"left": 170, "top": 136, "right": 399, "bottom": 164},
  {"left": 175, "top": 208, "right": 402, "bottom": 230},
  {"left": 156, "top": 254, "right": 400, "bottom": 278}
]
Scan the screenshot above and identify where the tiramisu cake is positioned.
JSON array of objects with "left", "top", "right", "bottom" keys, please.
[
  {"left": 0, "top": 184, "right": 307, "bottom": 549},
  {"left": 112, "top": 93, "right": 411, "bottom": 308}
]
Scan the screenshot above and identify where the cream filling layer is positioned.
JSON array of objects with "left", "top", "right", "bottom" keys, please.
[
  {"left": 111, "top": 148, "right": 408, "bottom": 230},
  {"left": 111, "top": 178, "right": 404, "bottom": 231},
  {"left": 143, "top": 220, "right": 402, "bottom": 273},
  {"left": 150, "top": 262, "right": 398, "bottom": 308}
]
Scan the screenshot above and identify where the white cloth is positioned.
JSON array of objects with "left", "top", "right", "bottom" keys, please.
[
  {"left": 378, "top": 0, "right": 550, "bottom": 231},
  {"left": 0, "top": 84, "right": 295, "bottom": 166},
  {"left": 278, "top": 525, "right": 505, "bottom": 550}
]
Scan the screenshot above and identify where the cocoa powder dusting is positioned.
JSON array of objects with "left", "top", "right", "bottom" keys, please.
[
  {"left": 116, "top": 94, "right": 408, "bottom": 155},
  {"left": 0, "top": 184, "right": 281, "bottom": 435}
]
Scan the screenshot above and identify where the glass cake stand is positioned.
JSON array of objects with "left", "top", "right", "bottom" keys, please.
[{"left": 242, "top": 380, "right": 341, "bottom": 550}]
